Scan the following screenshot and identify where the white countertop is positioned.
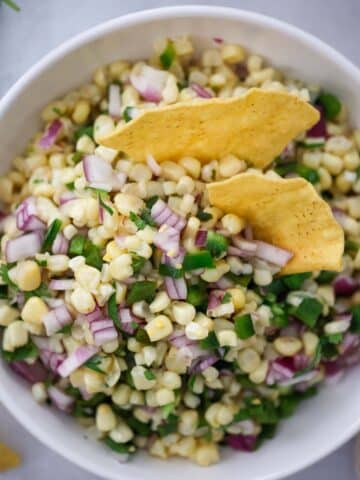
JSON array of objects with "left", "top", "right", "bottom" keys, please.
[{"left": 0, "top": 1, "right": 359, "bottom": 479}]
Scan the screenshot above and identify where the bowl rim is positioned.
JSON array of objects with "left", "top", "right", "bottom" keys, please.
[{"left": 1, "top": 5, "right": 360, "bottom": 480}]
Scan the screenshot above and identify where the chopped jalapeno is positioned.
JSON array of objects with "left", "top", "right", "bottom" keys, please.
[
  {"left": 291, "top": 297, "right": 323, "bottom": 328},
  {"left": 160, "top": 41, "right": 176, "bottom": 69},
  {"left": 206, "top": 231, "right": 229, "bottom": 257},
  {"left": 317, "top": 92, "right": 341, "bottom": 120},
  {"left": 183, "top": 250, "right": 215, "bottom": 271},
  {"left": 127, "top": 281, "right": 157, "bottom": 305},
  {"left": 234, "top": 313, "right": 255, "bottom": 339}
]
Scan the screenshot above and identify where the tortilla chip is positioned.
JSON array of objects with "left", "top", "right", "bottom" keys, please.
[
  {"left": 207, "top": 172, "right": 344, "bottom": 274},
  {"left": 99, "top": 88, "right": 319, "bottom": 169},
  {"left": 0, "top": 443, "right": 21, "bottom": 472}
]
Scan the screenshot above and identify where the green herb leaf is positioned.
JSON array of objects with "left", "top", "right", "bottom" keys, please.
[
  {"left": 24, "top": 283, "right": 51, "bottom": 300},
  {"left": 2, "top": 0, "right": 20, "bottom": 11},
  {"left": 183, "top": 250, "right": 215, "bottom": 271},
  {"left": 221, "top": 292, "right": 232, "bottom": 304},
  {"left": 157, "top": 413, "right": 178, "bottom": 437},
  {"left": 103, "top": 437, "right": 135, "bottom": 454},
  {"left": 206, "top": 231, "right": 229, "bottom": 258},
  {"left": 127, "top": 281, "right": 157, "bottom": 305},
  {"left": 58, "top": 324, "right": 72, "bottom": 334},
  {"left": 290, "top": 297, "right": 323, "bottom": 328},
  {"left": 132, "top": 255, "right": 147, "bottom": 274},
  {"left": 1, "top": 342, "right": 38, "bottom": 362},
  {"left": 158, "top": 263, "right": 183, "bottom": 278},
  {"left": 130, "top": 208, "right": 158, "bottom": 229},
  {"left": 144, "top": 369, "right": 156, "bottom": 381},
  {"left": 42, "top": 219, "right": 62, "bottom": 252},
  {"left": 71, "top": 151, "right": 83, "bottom": 165},
  {"left": 200, "top": 331, "right": 220, "bottom": 350},
  {"left": 326, "top": 333, "right": 343, "bottom": 344},
  {"left": 234, "top": 313, "right": 255, "bottom": 339},
  {"left": 135, "top": 328, "right": 151, "bottom": 345},
  {"left": 74, "top": 125, "right": 94, "bottom": 142},
  {"left": 84, "top": 355, "right": 105, "bottom": 374},
  {"left": 107, "top": 293, "right": 121, "bottom": 330},
  {"left": 97, "top": 192, "right": 113, "bottom": 216},
  {"left": 351, "top": 305, "right": 360, "bottom": 333},
  {"left": 145, "top": 196, "right": 159, "bottom": 209},
  {"left": 83, "top": 240, "right": 103, "bottom": 270},
  {"left": 317, "top": 92, "right": 341, "bottom": 120},
  {"left": 162, "top": 402, "right": 175, "bottom": 418},
  {"left": 123, "top": 106, "right": 135, "bottom": 123},
  {"left": 197, "top": 211, "right": 213, "bottom": 222},
  {"left": 0, "top": 263, "right": 17, "bottom": 288},
  {"left": 160, "top": 41, "right": 176, "bottom": 69},
  {"left": 345, "top": 239, "right": 360, "bottom": 254},
  {"left": 65, "top": 182, "right": 75, "bottom": 191}
]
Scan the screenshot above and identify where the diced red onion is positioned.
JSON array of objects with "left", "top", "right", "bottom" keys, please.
[
  {"left": 16, "top": 197, "right": 46, "bottom": 232},
  {"left": 83, "top": 155, "right": 126, "bottom": 192},
  {"left": 164, "top": 277, "right": 187, "bottom": 300},
  {"left": 225, "top": 434, "right": 257, "bottom": 452},
  {"left": 32, "top": 336, "right": 52, "bottom": 350},
  {"left": 228, "top": 245, "right": 257, "bottom": 258},
  {"left": 214, "top": 276, "right": 234, "bottom": 290},
  {"left": 339, "top": 332, "right": 360, "bottom": 355},
  {"left": 154, "top": 225, "right": 180, "bottom": 256},
  {"left": 233, "top": 62, "right": 248, "bottom": 81},
  {"left": 5, "top": 232, "right": 43, "bottom": 262},
  {"left": 213, "top": 36, "right": 224, "bottom": 44},
  {"left": 232, "top": 237, "right": 258, "bottom": 253},
  {"left": 90, "top": 319, "right": 115, "bottom": 333},
  {"left": 85, "top": 305, "right": 104, "bottom": 323},
  {"left": 43, "top": 305, "right": 73, "bottom": 336},
  {"left": 191, "top": 83, "right": 213, "bottom": 99},
  {"left": 49, "top": 279, "right": 74, "bottom": 291},
  {"left": 59, "top": 191, "right": 77, "bottom": 205},
  {"left": 307, "top": 105, "right": 327, "bottom": 138},
  {"left": 40, "top": 350, "right": 66, "bottom": 373},
  {"left": 38, "top": 119, "right": 62, "bottom": 149},
  {"left": 48, "top": 386, "right": 74, "bottom": 413},
  {"left": 52, "top": 232, "right": 69, "bottom": 255},
  {"left": 332, "top": 207, "right": 349, "bottom": 229},
  {"left": 333, "top": 275, "right": 358, "bottom": 296},
  {"left": 278, "top": 369, "right": 318, "bottom": 387},
  {"left": 151, "top": 199, "right": 186, "bottom": 231},
  {"left": 254, "top": 240, "right": 293, "bottom": 267},
  {"left": 119, "top": 308, "right": 142, "bottom": 334},
  {"left": 168, "top": 331, "right": 196, "bottom": 348},
  {"left": 164, "top": 247, "right": 186, "bottom": 268},
  {"left": 108, "top": 84, "right": 122, "bottom": 118},
  {"left": 146, "top": 154, "right": 162, "bottom": 176},
  {"left": 57, "top": 345, "right": 98, "bottom": 377},
  {"left": 207, "top": 290, "right": 223, "bottom": 310},
  {"left": 195, "top": 230, "right": 207, "bottom": 247},
  {"left": 10, "top": 360, "right": 48, "bottom": 384},
  {"left": 190, "top": 354, "right": 218, "bottom": 374},
  {"left": 130, "top": 64, "right": 168, "bottom": 103},
  {"left": 93, "top": 327, "right": 118, "bottom": 346}
]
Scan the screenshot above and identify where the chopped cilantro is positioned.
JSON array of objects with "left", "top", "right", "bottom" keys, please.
[
  {"left": 107, "top": 293, "right": 121, "bottom": 330},
  {"left": 74, "top": 125, "right": 94, "bottom": 142},
  {"left": 65, "top": 182, "right": 75, "bottom": 191},
  {"left": 71, "top": 151, "right": 83, "bottom": 165},
  {"left": 132, "top": 255, "right": 147, "bottom": 274},
  {"left": 144, "top": 369, "right": 156, "bottom": 381},
  {"left": 200, "top": 331, "right": 219, "bottom": 350},
  {"left": 197, "top": 211, "right": 213, "bottom": 222},
  {"left": 84, "top": 355, "right": 105, "bottom": 374},
  {"left": 42, "top": 219, "right": 62, "bottom": 252},
  {"left": 221, "top": 292, "right": 232, "bottom": 304},
  {"left": 1, "top": 342, "right": 38, "bottom": 362},
  {"left": 127, "top": 281, "right": 157, "bottom": 305},
  {"left": 103, "top": 437, "right": 135, "bottom": 454},
  {"left": 162, "top": 402, "right": 176, "bottom": 418}
]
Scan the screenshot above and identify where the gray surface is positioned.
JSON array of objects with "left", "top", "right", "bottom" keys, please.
[{"left": 0, "top": 1, "right": 358, "bottom": 479}]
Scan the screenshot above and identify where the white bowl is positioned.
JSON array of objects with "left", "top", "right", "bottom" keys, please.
[{"left": 0, "top": 6, "right": 359, "bottom": 480}]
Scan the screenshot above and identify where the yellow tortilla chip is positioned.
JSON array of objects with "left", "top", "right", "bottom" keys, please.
[
  {"left": 0, "top": 443, "right": 21, "bottom": 472},
  {"left": 99, "top": 88, "right": 319, "bottom": 169},
  {"left": 207, "top": 173, "right": 344, "bottom": 274}
]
